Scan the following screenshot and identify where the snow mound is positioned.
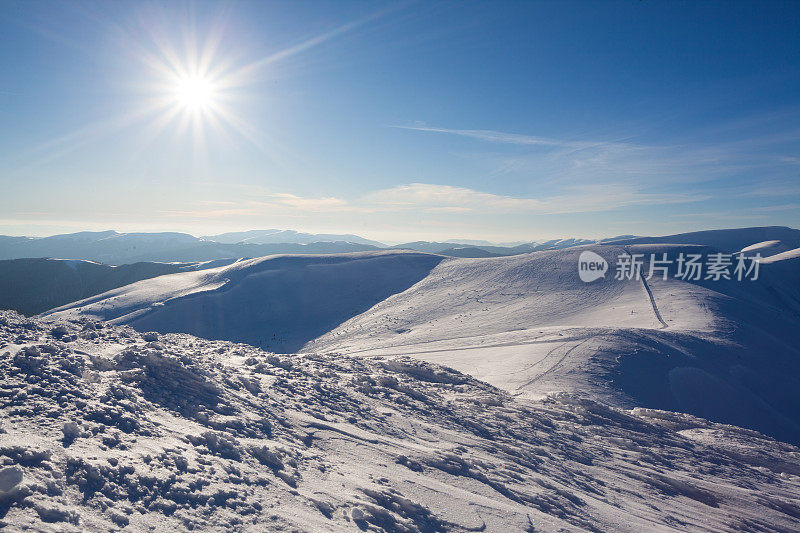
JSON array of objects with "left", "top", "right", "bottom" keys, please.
[
  {"left": 1, "top": 311, "right": 799, "bottom": 531},
  {"left": 0, "top": 258, "right": 237, "bottom": 316},
  {"left": 739, "top": 240, "right": 784, "bottom": 254}
]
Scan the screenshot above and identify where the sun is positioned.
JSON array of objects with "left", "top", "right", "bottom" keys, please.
[
  {"left": 137, "top": 30, "right": 260, "bottom": 148},
  {"left": 172, "top": 75, "right": 216, "bottom": 111}
]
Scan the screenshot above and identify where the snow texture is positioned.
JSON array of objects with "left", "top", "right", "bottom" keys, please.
[{"left": 1, "top": 311, "right": 799, "bottom": 532}]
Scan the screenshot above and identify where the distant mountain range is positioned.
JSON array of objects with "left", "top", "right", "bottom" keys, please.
[
  {"left": 201, "top": 229, "right": 385, "bottom": 247},
  {"left": 0, "top": 227, "right": 797, "bottom": 266},
  {"left": 0, "top": 229, "right": 602, "bottom": 264},
  {"left": 0, "top": 231, "right": 384, "bottom": 264}
]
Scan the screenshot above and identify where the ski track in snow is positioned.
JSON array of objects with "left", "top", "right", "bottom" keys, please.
[{"left": 625, "top": 247, "right": 669, "bottom": 330}]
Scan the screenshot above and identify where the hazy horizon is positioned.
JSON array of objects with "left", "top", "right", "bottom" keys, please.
[{"left": 2, "top": 223, "right": 799, "bottom": 247}]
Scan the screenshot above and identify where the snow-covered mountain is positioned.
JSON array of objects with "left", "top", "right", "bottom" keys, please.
[
  {"left": 1, "top": 226, "right": 799, "bottom": 531},
  {"left": 612, "top": 226, "right": 800, "bottom": 252},
  {"left": 310, "top": 243, "right": 800, "bottom": 445},
  {"left": 45, "top": 251, "right": 445, "bottom": 353},
  {"left": 0, "top": 231, "right": 382, "bottom": 265},
  {"left": 0, "top": 231, "right": 199, "bottom": 264},
  {"left": 44, "top": 228, "right": 800, "bottom": 445},
  {"left": 392, "top": 226, "right": 800, "bottom": 256},
  {"left": 1, "top": 312, "right": 799, "bottom": 531}
]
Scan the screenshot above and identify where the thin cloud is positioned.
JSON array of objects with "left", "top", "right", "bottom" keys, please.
[
  {"left": 395, "top": 124, "right": 800, "bottom": 194},
  {"left": 267, "top": 193, "right": 350, "bottom": 211},
  {"left": 392, "top": 125, "right": 583, "bottom": 148},
  {"left": 194, "top": 182, "right": 706, "bottom": 219},
  {"left": 233, "top": 4, "right": 403, "bottom": 78},
  {"left": 365, "top": 182, "right": 705, "bottom": 215}
]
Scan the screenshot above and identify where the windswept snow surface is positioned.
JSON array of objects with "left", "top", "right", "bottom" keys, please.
[{"left": 1, "top": 312, "right": 800, "bottom": 532}]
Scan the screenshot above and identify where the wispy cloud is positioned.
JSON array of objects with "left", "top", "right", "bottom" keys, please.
[
  {"left": 747, "top": 203, "right": 800, "bottom": 212},
  {"left": 392, "top": 125, "right": 591, "bottom": 148},
  {"left": 395, "top": 123, "right": 800, "bottom": 195},
  {"left": 177, "top": 181, "right": 706, "bottom": 220},
  {"left": 362, "top": 182, "right": 705, "bottom": 215},
  {"left": 258, "top": 193, "right": 350, "bottom": 211}
]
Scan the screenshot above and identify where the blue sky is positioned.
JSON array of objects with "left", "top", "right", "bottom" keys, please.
[{"left": 1, "top": 0, "right": 798, "bottom": 243}]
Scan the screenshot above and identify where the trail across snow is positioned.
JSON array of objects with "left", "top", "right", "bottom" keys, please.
[{"left": 625, "top": 247, "right": 669, "bottom": 329}]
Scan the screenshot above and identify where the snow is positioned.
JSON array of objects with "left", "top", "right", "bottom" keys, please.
[
  {"left": 613, "top": 226, "right": 800, "bottom": 252},
  {"left": 309, "top": 244, "right": 800, "bottom": 444},
  {"left": 0, "top": 257, "right": 238, "bottom": 317},
  {"left": 44, "top": 241, "right": 800, "bottom": 445},
  {"left": 759, "top": 246, "right": 800, "bottom": 264},
  {"left": 45, "top": 251, "right": 445, "bottom": 353},
  {"left": 2, "top": 226, "right": 798, "bottom": 530},
  {"left": 1, "top": 311, "right": 800, "bottom": 531},
  {"left": 739, "top": 239, "right": 783, "bottom": 254}
]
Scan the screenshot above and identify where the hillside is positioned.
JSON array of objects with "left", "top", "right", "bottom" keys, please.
[
  {"left": 44, "top": 229, "right": 800, "bottom": 445},
  {"left": 0, "top": 258, "right": 237, "bottom": 316},
  {"left": 1, "top": 312, "right": 799, "bottom": 531},
  {"left": 45, "top": 252, "right": 445, "bottom": 353},
  {"left": 311, "top": 244, "right": 800, "bottom": 445},
  {"left": 612, "top": 226, "right": 800, "bottom": 252}
]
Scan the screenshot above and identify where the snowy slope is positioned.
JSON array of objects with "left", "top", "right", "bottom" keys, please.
[
  {"left": 45, "top": 252, "right": 445, "bottom": 353},
  {"left": 613, "top": 226, "right": 800, "bottom": 252},
  {"left": 43, "top": 236, "right": 800, "bottom": 444},
  {"left": 309, "top": 244, "right": 800, "bottom": 445},
  {"left": 1, "top": 312, "right": 799, "bottom": 532},
  {"left": 0, "top": 258, "right": 237, "bottom": 316}
]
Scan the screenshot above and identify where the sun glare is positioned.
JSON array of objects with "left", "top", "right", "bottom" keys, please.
[
  {"left": 173, "top": 76, "right": 215, "bottom": 111},
  {"left": 138, "top": 27, "right": 266, "bottom": 150}
]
